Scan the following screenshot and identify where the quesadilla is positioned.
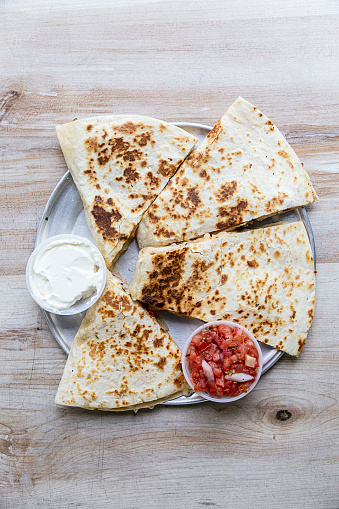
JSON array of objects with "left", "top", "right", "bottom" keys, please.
[
  {"left": 130, "top": 222, "right": 316, "bottom": 356},
  {"left": 55, "top": 271, "right": 190, "bottom": 411},
  {"left": 56, "top": 116, "right": 197, "bottom": 266},
  {"left": 137, "top": 98, "right": 318, "bottom": 249}
]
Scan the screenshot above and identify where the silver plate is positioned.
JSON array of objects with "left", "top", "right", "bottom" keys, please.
[{"left": 36, "top": 123, "right": 316, "bottom": 406}]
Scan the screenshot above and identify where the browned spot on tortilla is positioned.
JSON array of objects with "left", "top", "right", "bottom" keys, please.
[
  {"left": 154, "top": 357, "right": 167, "bottom": 369},
  {"left": 145, "top": 171, "right": 160, "bottom": 190},
  {"left": 91, "top": 197, "right": 122, "bottom": 242},
  {"left": 278, "top": 150, "right": 294, "bottom": 169},
  {"left": 146, "top": 210, "right": 161, "bottom": 225},
  {"left": 297, "top": 337, "right": 306, "bottom": 354},
  {"left": 306, "top": 251, "right": 312, "bottom": 262},
  {"left": 87, "top": 135, "right": 143, "bottom": 168},
  {"left": 267, "top": 158, "right": 275, "bottom": 169},
  {"left": 242, "top": 163, "right": 252, "bottom": 172},
  {"left": 86, "top": 124, "right": 93, "bottom": 132},
  {"left": 185, "top": 146, "right": 211, "bottom": 168},
  {"left": 199, "top": 169, "right": 210, "bottom": 180},
  {"left": 83, "top": 158, "right": 98, "bottom": 184},
  {"left": 98, "top": 148, "right": 111, "bottom": 166},
  {"left": 123, "top": 166, "right": 140, "bottom": 184},
  {"left": 133, "top": 131, "right": 154, "bottom": 147},
  {"left": 114, "top": 121, "right": 145, "bottom": 135},
  {"left": 187, "top": 186, "right": 201, "bottom": 206},
  {"left": 173, "top": 374, "right": 185, "bottom": 388},
  {"left": 274, "top": 250, "right": 281, "bottom": 259},
  {"left": 215, "top": 181, "right": 237, "bottom": 202},
  {"left": 153, "top": 337, "right": 164, "bottom": 348},
  {"left": 122, "top": 148, "right": 143, "bottom": 162},
  {"left": 206, "top": 119, "right": 222, "bottom": 142},
  {"left": 120, "top": 295, "right": 133, "bottom": 313},
  {"left": 85, "top": 136, "right": 99, "bottom": 154},
  {"left": 265, "top": 193, "right": 288, "bottom": 213},
  {"left": 158, "top": 159, "right": 177, "bottom": 177},
  {"left": 250, "top": 183, "right": 261, "bottom": 195},
  {"left": 88, "top": 340, "right": 106, "bottom": 361},
  {"left": 247, "top": 259, "right": 259, "bottom": 268},
  {"left": 220, "top": 274, "right": 228, "bottom": 284},
  {"left": 216, "top": 199, "right": 251, "bottom": 229}
]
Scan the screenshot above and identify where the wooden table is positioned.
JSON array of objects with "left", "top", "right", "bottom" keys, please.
[{"left": 1, "top": 1, "right": 338, "bottom": 507}]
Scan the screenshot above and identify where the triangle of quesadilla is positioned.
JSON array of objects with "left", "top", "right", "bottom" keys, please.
[
  {"left": 130, "top": 222, "right": 315, "bottom": 356},
  {"left": 137, "top": 98, "right": 318, "bottom": 249},
  {"left": 56, "top": 116, "right": 197, "bottom": 266},
  {"left": 55, "top": 271, "right": 190, "bottom": 411}
]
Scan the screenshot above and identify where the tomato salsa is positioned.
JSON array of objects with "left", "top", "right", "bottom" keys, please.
[{"left": 186, "top": 324, "right": 260, "bottom": 398}]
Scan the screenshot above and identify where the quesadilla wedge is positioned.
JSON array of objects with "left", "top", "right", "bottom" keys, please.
[
  {"left": 137, "top": 98, "right": 318, "bottom": 249},
  {"left": 56, "top": 116, "right": 197, "bottom": 266},
  {"left": 130, "top": 222, "right": 315, "bottom": 356},
  {"left": 55, "top": 271, "right": 190, "bottom": 411}
]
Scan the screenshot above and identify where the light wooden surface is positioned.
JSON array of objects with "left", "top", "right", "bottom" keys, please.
[{"left": 1, "top": 1, "right": 338, "bottom": 508}]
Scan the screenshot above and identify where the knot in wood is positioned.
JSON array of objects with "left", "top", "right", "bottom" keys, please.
[{"left": 276, "top": 409, "right": 292, "bottom": 421}]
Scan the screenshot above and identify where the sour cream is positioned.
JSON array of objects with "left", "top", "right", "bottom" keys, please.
[{"left": 27, "top": 235, "right": 106, "bottom": 313}]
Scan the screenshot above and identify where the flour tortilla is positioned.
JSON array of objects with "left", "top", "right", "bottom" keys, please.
[
  {"left": 137, "top": 98, "right": 318, "bottom": 249},
  {"left": 56, "top": 116, "right": 197, "bottom": 266},
  {"left": 55, "top": 271, "right": 190, "bottom": 411},
  {"left": 130, "top": 222, "right": 315, "bottom": 356}
]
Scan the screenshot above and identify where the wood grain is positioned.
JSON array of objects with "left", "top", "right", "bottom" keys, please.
[{"left": 1, "top": 1, "right": 339, "bottom": 508}]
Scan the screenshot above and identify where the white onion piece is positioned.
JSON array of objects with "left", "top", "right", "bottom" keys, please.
[
  {"left": 202, "top": 360, "right": 215, "bottom": 383},
  {"left": 245, "top": 355, "right": 257, "bottom": 367},
  {"left": 229, "top": 373, "right": 254, "bottom": 383}
]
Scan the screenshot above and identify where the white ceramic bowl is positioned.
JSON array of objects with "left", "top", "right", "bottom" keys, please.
[
  {"left": 26, "top": 234, "right": 107, "bottom": 315},
  {"left": 182, "top": 320, "right": 263, "bottom": 403}
]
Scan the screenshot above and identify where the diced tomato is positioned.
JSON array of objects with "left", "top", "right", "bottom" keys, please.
[
  {"left": 221, "top": 357, "right": 232, "bottom": 370},
  {"left": 215, "top": 374, "right": 225, "bottom": 388},
  {"left": 197, "top": 340, "right": 209, "bottom": 351},
  {"left": 218, "top": 324, "right": 234, "bottom": 341},
  {"left": 191, "top": 333, "right": 203, "bottom": 347},
  {"left": 187, "top": 324, "right": 260, "bottom": 397},
  {"left": 189, "top": 350, "right": 202, "bottom": 368},
  {"left": 193, "top": 378, "right": 208, "bottom": 392},
  {"left": 212, "top": 351, "right": 221, "bottom": 363},
  {"left": 208, "top": 343, "right": 218, "bottom": 355}
]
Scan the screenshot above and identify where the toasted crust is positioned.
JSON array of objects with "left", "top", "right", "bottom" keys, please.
[
  {"left": 56, "top": 116, "right": 197, "bottom": 266},
  {"left": 137, "top": 98, "right": 318, "bottom": 248},
  {"left": 130, "top": 222, "right": 316, "bottom": 356},
  {"left": 55, "top": 271, "right": 191, "bottom": 410}
]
